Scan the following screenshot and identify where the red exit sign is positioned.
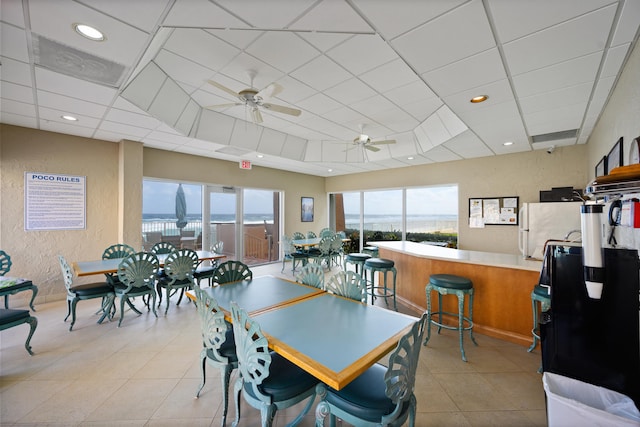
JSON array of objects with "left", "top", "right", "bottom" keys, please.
[{"left": 240, "top": 160, "right": 252, "bottom": 170}]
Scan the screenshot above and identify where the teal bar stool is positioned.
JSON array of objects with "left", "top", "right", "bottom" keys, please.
[
  {"left": 344, "top": 253, "right": 371, "bottom": 274},
  {"left": 528, "top": 284, "right": 550, "bottom": 372},
  {"left": 364, "top": 258, "right": 397, "bottom": 311},
  {"left": 424, "top": 274, "right": 477, "bottom": 362}
]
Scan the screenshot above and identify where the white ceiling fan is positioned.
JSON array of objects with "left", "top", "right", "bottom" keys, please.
[
  {"left": 204, "top": 71, "right": 301, "bottom": 124},
  {"left": 347, "top": 125, "right": 396, "bottom": 152}
]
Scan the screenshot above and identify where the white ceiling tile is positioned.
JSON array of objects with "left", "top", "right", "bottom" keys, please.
[
  {"left": 600, "top": 43, "right": 630, "bottom": 77},
  {"left": 155, "top": 49, "right": 216, "bottom": 89},
  {"left": 290, "top": 55, "right": 352, "bottom": 92},
  {"left": 444, "top": 130, "right": 493, "bottom": 159},
  {"left": 104, "top": 107, "right": 161, "bottom": 129},
  {"left": 584, "top": 75, "right": 616, "bottom": 121},
  {"left": 457, "top": 99, "right": 521, "bottom": 128},
  {"left": 195, "top": 110, "right": 235, "bottom": 144},
  {"left": 145, "top": 129, "right": 192, "bottom": 145},
  {"left": 421, "top": 144, "right": 461, "bottom": 162},
  {"left": 175, "top": 100, "right": 200, "bottom": 136},
  {"left": 350, "top": 94, "right": 397, "bottom": 120},
  {"left": 401, "top": 97, "right": 443, "bottom": 122},
  {"left": 94, "top": 129, "right": 142, "bottom": 142},
  {"left": 511, "top": 52, "right": 601, "bottom": 98},
  {"left": 289, "top": 0, "right": 373, "bottom": 33},
  {"left": 351, "top": 0, "right": 466, "bottom": 40},
  {"left": 281, "top": 134, "right": 307, "bottom": 161},
  {"left": 1, "top": 0, "right": 25, "bottom": 27},
  {"left": 34, "top": 67, "right": 117, "bottom": 105},
  {"left": 384, "top": 80, "right": 438, "bottom": 106},
  {"left": 0, "top": 111, "right": 37, "bottom": 127},
  {"left": 437, "top": 106, "right": 468, "bottom": 138},
  {"left": 163, "top": 0, "right": 249, "bottom": 28},
  {"left": 218, "top": 52, "right": 285, "bottom": 90},
  {"left": 78, "top": 0, "right": 172, "bottom": 33},
  {"left": 112, "top": 96, "right": 152, "bottom": 114},
  {"left": 247, "top": 32, "right": 320, "bottom": 74},
  {"left": 257, "top": 127, "right": 287, "bottom": 156},
  {"left": 164, "top": 29, "right": 240, "bottom": 72},
  {"left": 0, "top": 98, "right": 35, "bottom": 116},
  {"left": 443, "top": 79, "right": 515, "bottom": 115},
  {"left": 326, "top": 34, "right": 397, "bottom": 76},
  {"left": 423, "top": 48, "right": 507, "bottom": 97},
  {"left": 392, "top": 0, "right": 495, "bottom": 73},
  {"left": 360, "top": 59, "right": 419, "bottom": 94},
  {"left": 1, "top": 23, "right": 29, "bottom": 62},
  {"left": 99, "top": 120, "right": 151, "bottom": 138},
  {"left": 28, "top": 0, "right": 149, "bottom": 66},
  {"left": 37, "top": 90, "right": 108, "bottom": 118},
  {"left": 38, "top": 106, "right": 101, "bottom": 128},
  {"left": 41, "top": 120, "right": 96, "bottom": 138},
  {"left": 297, "top": 32, "right": 351, "bottom": 53},
  {"left": 487, "top": 0, "right": 614, "bottom": 43},
  {"left": 0, "top": 56, "right": 32, "bottom": 86},
  {"left": 296, "top": 92, "right": 343, "bottom": 116},
  {"left": 121, "top": 61, "right": 167, "bottom": 111},
  {"left": 417, "top": 112, "right": 452, "bottom": 148},
  {"left": 323, "top": 78, "right": 377, "bottom": 106},
  {"left": 503, "top": 4, "right": 617, "bottom": 75},
  {"left": 216, "top": 0, "right": 317, "bottom": 29},
  {"left": 148, "top": 78, "right": 191, "bottom": 127},
  {"left": 524, "top": 102, "right": 588, "bottom": 135},
  {"left": 1, "top": 81, "right": 33, "bottom": 104},
  {"left": 611, "top": 0, "right": 640, "bottom": 46},
  {"left": 322, "top": 107, "right": 368, "bottom": 127},
  {"left": 520, "top": 82, "right": 593, "bottom": 115},
  {"left": 205, "top": 29, "right": 262, "bottom": 51}
]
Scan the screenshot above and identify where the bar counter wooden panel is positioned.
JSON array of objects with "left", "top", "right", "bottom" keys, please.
[{"left": 378, "top": 245, "right": 540, "bottom": 347}]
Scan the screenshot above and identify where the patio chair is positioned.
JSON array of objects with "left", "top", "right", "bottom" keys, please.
[
  {"left": 315, "top": 313, "right": 427, "bottom": 427},
  {"left": 295, "top": 262, "right": 325, "bottom": 290},
  {"left": 102, "top": 243, "right": 136, "bottom": 286},
  {"left": 58, "top": 255, "right": 115, "bottom": 331},
  {"left": 0, "top": 308, "right": 38, "bottom": 355},
  {"left": 230, "top": 302, "right": 318, "bottom": 427},
  {"left": 282, "top": 235, "right": 308, "bottom": 273},
  {"left": 325, "top": 270, "right": 367, "bottom": 303},
  {"left": 212, "top": 260, "right": 252, "bottom": 285},
  {"left": 115, "top": 252, "right": 159, "bottom": 327},
  {"left": 194, "top": 241, "right": 223, "bottom": 287},
  {"left": 194, "top": 285, "right": 237, "bottom": 426},
  {"left": 156, "top": 248, "right": 198, "bottom": 315}
]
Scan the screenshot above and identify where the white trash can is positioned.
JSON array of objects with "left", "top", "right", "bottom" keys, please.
[{"left": 543, "top": 372, "right": 640, "bottom": 426}]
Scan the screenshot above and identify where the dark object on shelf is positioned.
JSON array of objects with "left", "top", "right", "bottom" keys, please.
[{"left": 539, "top": 187, "right": 581, "bottom": 202}]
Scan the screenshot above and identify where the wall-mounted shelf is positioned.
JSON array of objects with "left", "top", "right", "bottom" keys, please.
[{"left": 585, "top": 179, "right": 640, "bottom": 198}]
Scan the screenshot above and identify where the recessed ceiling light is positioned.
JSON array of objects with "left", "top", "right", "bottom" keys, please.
[
  {"left": 61, "top": 115, "right": 78, "bottom": 121},
  {"left": 470, "top": 95, "right": 488, "bottom": 103},
  {"left": 503, "top": 141, "right": 513, "bottom": 146},
  {"left": 407, "top": 156, "right": 414, "bottom": 160},
  {"left": 327, "top": 169, "right": 333, "bottom": 172},
  {"left": 256, "top": 154, "right": 264, "bottom": 158},
  {"left": 73, "top": 23, "right": 105, "bottom": 41}
]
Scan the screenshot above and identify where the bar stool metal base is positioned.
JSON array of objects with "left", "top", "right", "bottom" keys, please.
[
  {"left": 364, "top": 258, "right": 397, "bottom": 311},
  {"left": 424, "top": 275, "right": 477, "bottom": 362},
  {"left": 528, "top": 285, "right": 550, "bottom": 373}
]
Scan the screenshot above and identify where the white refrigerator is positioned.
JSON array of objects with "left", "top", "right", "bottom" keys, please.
[{"left": 518, "top": 202, "right": 583, "bottom": 259}]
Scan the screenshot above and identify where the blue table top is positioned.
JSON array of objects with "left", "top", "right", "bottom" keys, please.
[
  {"left": 253, "top": 292, "right": 418, "bottom": 389},
  {"left": 201, "top": 275, "right": 324, "bottom": 316}
]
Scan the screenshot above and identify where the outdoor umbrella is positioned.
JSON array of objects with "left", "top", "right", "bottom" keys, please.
[{"left": 175, "top": 184, "right": 187, "bottom": 229}]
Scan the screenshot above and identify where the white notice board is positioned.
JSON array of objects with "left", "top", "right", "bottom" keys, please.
[{"left": 25, "top": 172, "right": 86, "bottom": 231}]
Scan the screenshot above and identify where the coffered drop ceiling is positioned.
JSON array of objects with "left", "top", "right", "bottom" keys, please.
[{"left": 1, "top": 0, "right": 639, "bottom": 176}]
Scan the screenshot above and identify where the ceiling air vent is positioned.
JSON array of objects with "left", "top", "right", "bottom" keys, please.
[
  {"left": 32, "top": 34, "right": 127, "bottom": 87},
  {"left": 531, "top": 129, "right": 578, "bottom": 144},
  {"left": 216, "top": 146, "right": 251, "bottom": 157}
]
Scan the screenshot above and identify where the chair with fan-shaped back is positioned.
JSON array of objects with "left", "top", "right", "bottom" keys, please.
[
  {"left": 295, "top": 262, "right": 325, "bottom": 290},
  {"left": 329, "top": 233, "right": 344, "bottom": 268},
  {"left": 0, "top": 250, "right": 11, "bottom": 276},
  {"left": 194, "top": 241, "right": 224, "bottom": 287},
  {"left": 0, "top": 250, "right": 39, "bottom": 312},
  {"left": 102, "top": 244, "right": 136, "bottom": 286},
  {"left": 58, "top": 255, "right": 115, "bottom": 331},
  {"left": 150, "top": 242, "right": 176, "bottom": 255},
  {"left": 319, "top": 228, "right": 335, "bottom": 239},
  {"left": 282, "top": 235, "right": 308, "bottom": 273},
  {"left": 307, "top": 231, "right": 317, "bottom": 239},
  {"left": 310, "top": 236, "right": 332, "bottom": 269},
  {"left": 193, "top": 285, "right": 238, "bottom": 426},
  {"left": 115, "top": 252, "right": 159, "bottom": 327},
  {"left": 291, "top": 231, "right": 305, "bottom": 241},
  {"left": 156, "top": 249, "right": 199, "bottom": 315},
  {"left": 230, "top": 301, "right": 318, "bottom": 427},
  {"left": 325, "top": 271, "right": 367, "bottom": 303},
  {"left": 212, "top": 260, "right": 253, "bottom": 285},
  {"left": 315, "top": 313, "right": 427, "bottom": 427}
]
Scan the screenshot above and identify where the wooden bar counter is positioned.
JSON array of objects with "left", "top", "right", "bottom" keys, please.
[{"left": 373, "top": 241, "right": 543, "bottom": 347}]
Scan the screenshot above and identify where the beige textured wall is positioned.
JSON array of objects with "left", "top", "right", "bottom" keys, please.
[
  {"left": 326, "top": 145, "right": 588, "bottom": 253},
  {"left": 0, "top": 125, "right": 120, "bottom": 303},
  {"left": 585, "top": 41, "right": 640, "bottom": 176}
]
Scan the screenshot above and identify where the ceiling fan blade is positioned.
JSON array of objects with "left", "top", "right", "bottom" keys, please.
[
  {"left": 370, "top": 139, "right": 396, "bottom": 145},
  {"left": 261, "top": 103, "right": 301, "bottom": 117},
  {"left": 207, "top": 79, "right": 240, "bottom": 98},
  {"left": 258, "top": 82, "right": 284, "bottom": 99},
  {"left": 251, "top": 107, "right": 263, "bottom": 124},
  {"left": 204, "top": 102, "right": 243, "bottom": 109},
  {"left": 365, "top": 145, "right": 381, "bottom": 152}
]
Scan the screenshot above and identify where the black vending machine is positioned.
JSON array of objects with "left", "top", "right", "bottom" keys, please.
[{"left": 540, "top": 244, "right": 640, "bottom": 410}]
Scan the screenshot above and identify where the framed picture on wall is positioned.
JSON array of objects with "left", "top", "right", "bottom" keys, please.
[
  {"left": 595, "top": 156, "right": 607, "bottom": 177},
  {"left": 607, "top": 137, "right": 623, "bottom": 172},
  {"left": 301, "top": 197, "right": 314, "bottom": 222}
]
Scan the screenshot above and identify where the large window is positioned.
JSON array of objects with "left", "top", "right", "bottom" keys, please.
[{"left": 330, "top": 185, "right": 458, "bottom": 251}]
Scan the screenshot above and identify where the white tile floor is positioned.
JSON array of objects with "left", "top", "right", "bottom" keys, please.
[{"left": 0, "top": 262, "right": 548, "bottom": 426}]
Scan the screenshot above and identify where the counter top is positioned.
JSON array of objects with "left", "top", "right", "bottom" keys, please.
[{"left": 371, "top": 241, "right": 542, "bottom": 272}]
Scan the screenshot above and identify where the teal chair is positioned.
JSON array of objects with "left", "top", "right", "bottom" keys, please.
[
  {"left": 230, "top": 302, "right": 318, "bottom": 427},
  {"left": 315, "top": 314, "right": 427, "bottom": 427},
  {"left": 325, "top": 271, "right": 366, "bottom": 303},
  {"left": 0, "top": 250, "right": 38, "bottom": 311},
  {"left": 319, "top": 228, "right": 335, "bottom": 239},
  {"left": 0, "top": 308, "right": 38, "bottom": 355},
  {"left": 115, "top": 252, "right": 159, "bottom": 327},
  {"left": 307, "top": 231, "right": 317, "bottom": 238},
  {"left": 58, "top": 255, "right": 115, "bottom": 331},
  {"left": 212, "top": 260, "right": 252, "bottom": 285},
  {"left": 282, "top": 235, "right": 308, "bottom": 273},
  {"left": 102, "top": 243, "right": 136, "bottom": 286},
  {"left": 295, "top": 262, "right": 325, "bottom": 290},
  {"left": 329, "top": 234, "right": 344, "bottom": 268},
  {"left": 156, "top": 249, "right": 198, "bottom": 315},
  {"left": 194, "top": 285, "right": 237, "bottom": 426},
  {"left": 291, "top": 231, "right": 306, "bottom": 241},
  {"left": 150, "top": 241, "right": 176, "bottom": 255},
  {"left": 194, "top": 241, "right": 223, "bottom": 286},
  {"left": 310, "top": 236, "right": 332, "bottom": 268}
]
